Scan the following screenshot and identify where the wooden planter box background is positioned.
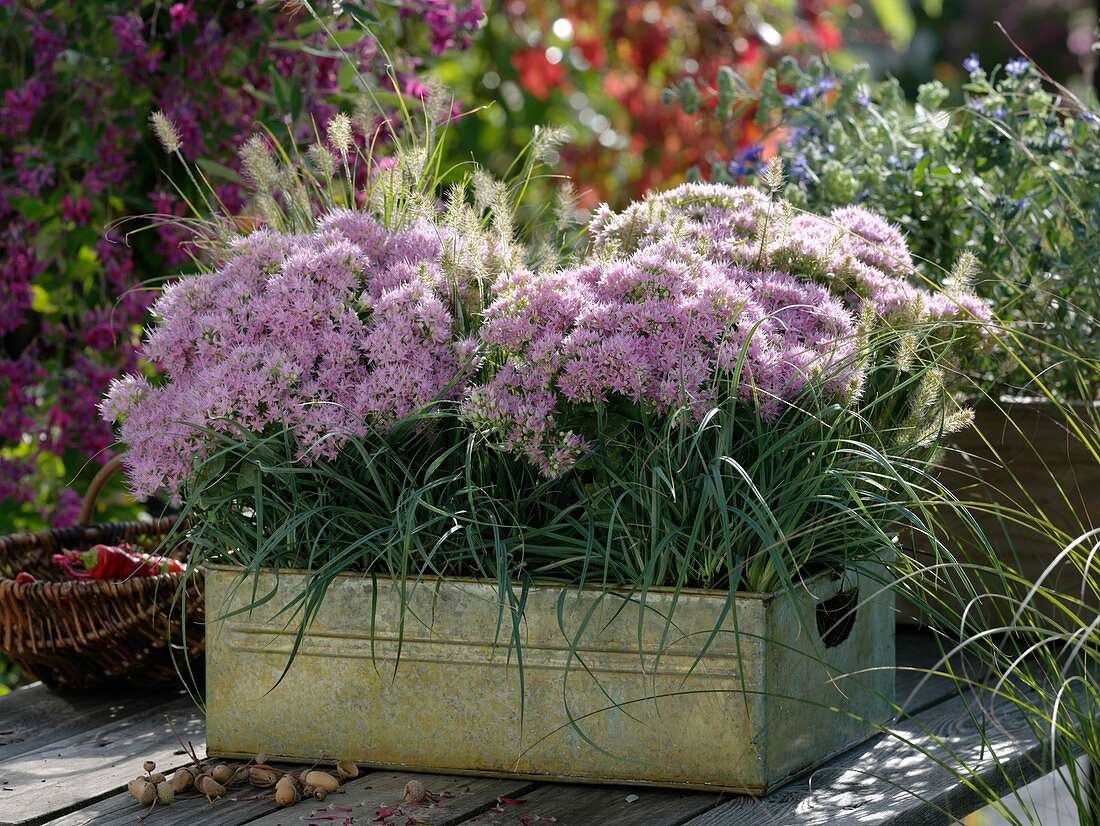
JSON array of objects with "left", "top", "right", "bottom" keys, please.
[
  {"left": 205, "top": 564, "right": 895, "bottom": 794},
  {"left": 902, "top": 399, "right": 1100, "bottom": 623}
]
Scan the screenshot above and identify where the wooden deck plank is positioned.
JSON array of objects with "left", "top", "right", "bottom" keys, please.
[
  {"left": 894, "top": 627, "right": 985, "bottom": 714},
  {"left": 0, "top": 695, "right": 202, "bottom": 826},
  {"left": 42, "top": 769, "right": 536, "bottom": 826},
  {"left": 451, "top": 783, "right": 723, "bottom": 826},
  {"left": 681, "top": 687, "right": 1046, "bottom": 826},
  {"left": 235, "top": 772, "right": 539, "bottom": 826},
  {"left": 0, "top": 684, "right": 186, "bottom": 764}
]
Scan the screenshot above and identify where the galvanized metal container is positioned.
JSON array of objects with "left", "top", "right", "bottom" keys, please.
[{"left": 205, "top": 565, "right": 894, "bottom": 793}]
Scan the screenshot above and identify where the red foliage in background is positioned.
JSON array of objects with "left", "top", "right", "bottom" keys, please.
[{"left": 501, "top": 0, "right": 851, "bottom": 208}]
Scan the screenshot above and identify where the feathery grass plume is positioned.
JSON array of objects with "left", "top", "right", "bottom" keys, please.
[
  {"left": 471, "top": 168, "right": 499, "bottom": 215},
  {"left": 522, "top": 180, "right": 582, "bottom": 271},
  {"left": 326, "top": 113, "right": 354, "bottom": 158},
  {"left": 761, "top": 156, "right": 785, "bottom": 193},
  {"left": 420, "top": 77, "right": 451, "bottom": 133},
  {"left": 553, "top": 181, "right": 579, "bottom": 235},
  {"left": 443, "top": 179, "right": 473, "bottom": 233},
  {"left": 324, "top": 112, "right": 356, "bottom": 206},
  {"left": 239, "top": 134, "right": 281, "bottom": 195},
  {"left": 944, "top": 250, "right": 980, "bottom": 294},
  {"left": 530, "top": 125, "right": 570, "bottom": 165},
  {"left": 308, "top": 142, "right": 337, "bottom": 181},
  {"left": 150, "top": 111, "right": 182, "bottom": 155}
]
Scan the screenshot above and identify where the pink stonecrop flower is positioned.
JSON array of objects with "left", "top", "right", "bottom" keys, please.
[
  {"left": 463, "top": 183, "right": 992, "bottom": 477},
  {"left": 462, "top": 237, "right": 863, "bottom": 476},
  {"left": 101, "top": 211, "right": 478, "bottom": 499},
  {"left": 588, "top": 182, "right": 989, "bottom": 327}
]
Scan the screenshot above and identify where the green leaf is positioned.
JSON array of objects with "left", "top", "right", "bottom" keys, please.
[
  {"left": 680, "top": 78, "right": 700, "bottom": 114},
  {"left": 270, "top": 68, "right": 292, "bottom": 113},
  {"left": 330, "top": 29, "right": 366, "bottom": 48},
  {"left": 913, "top": 154, "right": 931, "bottom": 184},
  {"left": 195, "top": 158, "right": 246, "bottom": 185},
  {"left": 8, "top": 195, "right": 51, "bottom": 222},
  {"left": 31, "top": 284, "right": 60, "bottom": 314},
  {"left": 67, "top": 245, "right": 100, "bottom": 287},
  {"left": 338, "top": 60, "right": 362, "bottom": 92},
  {"left": 868, "top": 0, "right": 915, "bottom": 50}
]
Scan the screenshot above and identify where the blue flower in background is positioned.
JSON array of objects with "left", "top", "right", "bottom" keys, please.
[
  {"left": 963, "top": 53, "right": 981, "bottom": 73},
  {"left": 887, "top": 154, "right": 900, "bottom": 167},
  {"left": 855, "top": 93, "right": 872, "bottom": 107},
  {"left": 728, "top": 143, "right": 764, "bottom": 179},
  {"left": 992, "top": 108, "right": 1007, "bottom": 119},
  {"left": 1006, "top": 58, "right": 1030, "bottom": 76},
  {"left": 967, "top": 99, "right": 985, "bottom": 112},
  {"left": 789, "top": 153, "right": 811, "bottom": 183},
  {"left": 1047, "top": 131, "right": 1068, "bottom": 149}
]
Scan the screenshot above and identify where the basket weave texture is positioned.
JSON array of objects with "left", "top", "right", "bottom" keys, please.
[{"left": 0, "top": 463, "right": 204, "bottom": 691}]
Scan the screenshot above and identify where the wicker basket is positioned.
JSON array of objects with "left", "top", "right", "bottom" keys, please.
[{"left": 0, "top": 458, "right": 204, "bottom": 691}]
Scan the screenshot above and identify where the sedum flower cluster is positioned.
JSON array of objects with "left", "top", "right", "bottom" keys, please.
[
  {"left": 104, "top": 183, "right": 991, "bottom": 495},
  {"left": 466, "top": 184, "right": 988, "bottom": 473},
  {"left": 103, "top": 212, "right": 482, "bottom": 498}
]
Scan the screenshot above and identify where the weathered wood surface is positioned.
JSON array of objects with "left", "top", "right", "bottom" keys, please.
[
  {"left": 0, "top": 629, "right": 1051, "bottom": 826},
  {"left": 46, "top": 772, "right": 537, "bottom": 826},
  {"left": 0, "top": 684, "right": 181, "bottom": 764},
  {"left": 450, "top": 782, "right": 723, "bottom": 825},
  {"left": 0, "top": 695, "right": 200, "bottom": 826},
  {"left": 683, "top": 690, "right": 1046, "bottom": 826}
]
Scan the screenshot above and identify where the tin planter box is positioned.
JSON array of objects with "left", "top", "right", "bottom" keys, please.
[{"left": 205, "top": 564, "right": 894, "bottom": 794}]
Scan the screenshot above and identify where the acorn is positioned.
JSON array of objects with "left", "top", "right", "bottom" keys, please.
[
  {"left": 170, "top": 767, "right": 195, "bottom": 793},
  {"left": 335, "top": 760, "right": 359, "bottom": 779},
  {"left": 195, "top": 773, "right": 227, "bottom": 798},
  {"left": 313, "top": 787, "right": 328, "bottom": 802},
  {"left": 143, "top": 761, "right": 157, "bottom": 773},
  {"left": 156, "top": 781, "right": 175, "bottom": 805},
  {"left": 275, "top": 783, "right": 300, "bottom": 806},
  {"left": 148, "top": 772, "right": 166, "bottom": 785},
  {"left": 211, "top": 764, "right": 235, "bottom": 785},
  {"left": 128, "top": 778, "right": 155, "bottom": 806},
  {"left": 249, "top": 766, "right": 279, "bottom": 788},
  {"left": 402, "top": 779, "right": 427, "bottom": 804},
  {"left": 301, "top": 770, "right": 339, "bottom": 792},
  {"left": 275, "top": 774, "right": 299, "bottom": 791}
]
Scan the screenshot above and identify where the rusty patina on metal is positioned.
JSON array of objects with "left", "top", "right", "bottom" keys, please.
[{"left": 205, "top": 566, "right": 894, "bottom": 793}]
